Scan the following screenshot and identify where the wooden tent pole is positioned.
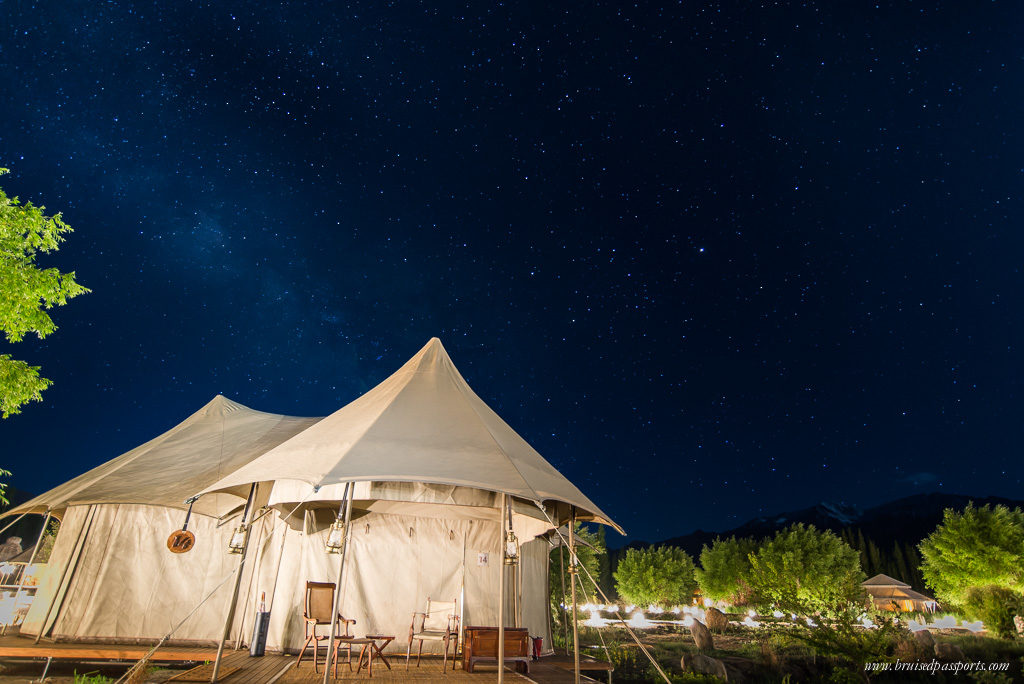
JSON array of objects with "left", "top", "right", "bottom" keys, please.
[
  {"left": 211, "top": 484, "right": 256, "bottom": 683},
  {"left": 568, "top": 507, "right": 580, "bottom": 684},
  {"left": 323, "top": 483, "right": 354, "bottom": 684},
  {"left": 497, "top": 494, "right": 507, "bottom": 684},
  {"left": 558, "top": 543, "right": 569, "bottom": 650}
]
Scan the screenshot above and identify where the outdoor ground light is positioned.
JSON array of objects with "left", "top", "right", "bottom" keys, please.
[
  {"left": 227, "top": 525, "right": 247, "bottom": 554},
  {"left": 325, "top": 519, "right": 346, "bottom": 554},
  {"left": 503, "top": 528, "right": 519, "bottom": 565}
]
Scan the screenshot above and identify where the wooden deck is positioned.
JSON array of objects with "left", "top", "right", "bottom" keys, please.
[
  {"left": 0, "top": 636, "right": 606, "bottom": 683},
  {"left": 0, "top": 634, "right": 221, "bottom": 662}
]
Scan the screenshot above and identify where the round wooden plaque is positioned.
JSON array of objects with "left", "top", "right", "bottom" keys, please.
[{"left": 167, "top": 529, "right": 196, "bottom": 554}]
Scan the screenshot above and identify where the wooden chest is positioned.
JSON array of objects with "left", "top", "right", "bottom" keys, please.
[{"left": 462, "top": 626, "right": 530, "bottom": 673}]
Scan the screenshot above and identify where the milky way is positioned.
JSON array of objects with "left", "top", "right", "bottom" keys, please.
[{"left": 1, "top": 2, "right": 1022, "bottom": 541}]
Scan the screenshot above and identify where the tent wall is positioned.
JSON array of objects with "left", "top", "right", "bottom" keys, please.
[
  {"left": 520, "top": 537, "right": 554, "bottom": 655},
  {"left": 240, "top": 509, "right": 551, "bottom": 655},
  {"left": 21, "top": 504, "right": 262, "bottom": 645},
  {"left": 23, "top": 505, "right": 554, "bottom": 655}
]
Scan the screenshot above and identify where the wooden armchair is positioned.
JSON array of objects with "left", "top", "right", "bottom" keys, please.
[
  {"left": 407, "top": 597, "right": 459, "bottom": 672},
  {"left": 296, "top": 581, "right": 356, "bottom": 673}
]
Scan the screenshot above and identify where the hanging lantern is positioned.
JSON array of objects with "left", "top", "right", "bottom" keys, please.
[
  {"left": 503, "top": 528, "right": 519, "bottom": 565},
  {"left": 325, "top": 519, "right": 346, "bottom": 554},
  {"left": 227, "top": 524, "right": 247, "bottom": 554}
]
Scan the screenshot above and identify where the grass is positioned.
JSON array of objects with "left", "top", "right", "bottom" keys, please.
[{"left": 570, "top": 622, "right": 1024, "bottom": 683}]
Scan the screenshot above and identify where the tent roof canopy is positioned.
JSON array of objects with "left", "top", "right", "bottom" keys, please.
[
  {"left": 862, "top": 573, "right": 912, "bottom": 588},
  {"left": 199, "top": 338, "right": 622, "bottom": 533},
  {"left": 4, "top": 396, "right": 320, "bottom": 519}
]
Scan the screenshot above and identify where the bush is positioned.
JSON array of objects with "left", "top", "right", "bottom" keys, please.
[
  {"left": 919, "top": 503, "right": 1024, "bottom": 609},
  {"left": 747, "top": 524, "right": 865, "bottom": 617},
  {"left": 696, "top": 536, "right": 759, "bottom": 606},
  {"left": 963, "top": 586, "right": 1024, "bottom": 639},
  {"left": 614, "top": 546, "right": 697, "bottom": 608}
]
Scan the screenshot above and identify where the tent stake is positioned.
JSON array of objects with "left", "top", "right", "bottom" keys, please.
[
  {"left": 568, "top": 506, "right": 580, "bottom": 684},
  {"left": 497, "top": 493, "right": 507, "bottom": 684},
  {"left": 323, "top": 483, "right": 354, "bottom": 684},
  {"left": 211, "top": 484, "right": 256, "bottom": 683}
]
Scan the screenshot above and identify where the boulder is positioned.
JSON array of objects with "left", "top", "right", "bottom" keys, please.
[
  {"left": 689, "top": 619, "right": 714, "bottom": 651},
  {"left": 681, "top": 652, "right": 728, "bottom": 680},
  {"left": 912, "top": 629, "right": 935, "bottom": 650},
  {"left": 706, "top": 607, "right": 729, "bottom": 632},
  {"left": 934, "top": 642, "right": 964, "bottom": 660}
]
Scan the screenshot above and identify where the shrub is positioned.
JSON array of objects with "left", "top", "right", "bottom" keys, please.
[
  {"left": 614, "top": 546, "right": 697, "bottom": 608},
  {"left": 696, "top": 536, "right": 759, "bottom": 606},
  {"left": 963, "top": 586, "right": 1024, "bottom": 639},
  {"left": 747, "top": 524, "right": 865, "bottom": 617},
  {"left": 919, "top": 503, "right": 1024, "bottom": 610}
]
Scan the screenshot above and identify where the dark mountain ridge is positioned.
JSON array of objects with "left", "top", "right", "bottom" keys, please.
[{"left": 615, "top": 492, "right": 1024, "bottom": 558}]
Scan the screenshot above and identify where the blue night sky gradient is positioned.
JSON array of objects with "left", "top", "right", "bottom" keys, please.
[{"left": 1, "top": 1, "right": 1022, "bottom": 542}]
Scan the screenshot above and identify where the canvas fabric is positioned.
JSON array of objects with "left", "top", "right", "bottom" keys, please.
[
  {"left": 233, "top": 509, "right": 551, "bottom": 655},
  {"left": 199, "top": 339, "right": 619, "bottom": 531},
  {"left": 19, "top": 504, "right": 267, "bottom": 644},
  {"left": 4, "top": 397, "right": 319, "bottom": 519}
]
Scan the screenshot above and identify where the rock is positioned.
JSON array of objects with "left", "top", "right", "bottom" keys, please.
[
  {"left": 681, "top": 653, "right": 728, "bottom": 680},
  {"left": 689, "top": 619, "right": 714, "bottom": 651},
  {"left": 706, "top": 607, "right": 729, "bottom": 632},
  {"left": 912, "top": 629, "right": 934, "bottom": 650},
  {"left": 0, "top": 537, "right": 23, "bottom": 562},
  {"left": 934, "top": 642, "right": 964, "bottom": 660}
]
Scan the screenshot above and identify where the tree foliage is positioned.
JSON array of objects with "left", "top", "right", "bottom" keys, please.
[
  {"left": 919, "top": 503, "right": 1024, "bottom": 609},
  {"left": 747, "top": 523, "right": 865, "bottom": 617},
  {"left": 613, "top": 545, "right": 697, "bottom": 608},
  {"left": 549, "top": 521, "right": 605, "bottom": 648},
  {"left": 0, "top": 167, "right": 89, "bottom": 418},
  {"left": 695, "top": 535, "right": 759, "bottom": 605},
  {"left": 963, "top": 585, "right": 1024, "bottom": 639}
]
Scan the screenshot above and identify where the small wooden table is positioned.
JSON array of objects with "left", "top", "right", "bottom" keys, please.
[
  {"left": 463, "top": 626, "right": 530, "bottom": 674},
  {"left": 359, "top": 635, "right": 395, "bottom": 676}
]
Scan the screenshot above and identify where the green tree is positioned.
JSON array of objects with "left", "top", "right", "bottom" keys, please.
[
  {"left": 0, "top": 167, "right": 89, "bottom": 418},
  {"left": 695, "top": 536, "right": 759, "bottom": 605},
  {"left": 613, "top": 545, "right": 697, "bottom": 608},
  {"left": 962, "top": 585, "right": 1024, "bottom": 639},
  {"left": 919, "top": 503, "right": 1024, "bottom": 609},
  {"left": 747, "top": 523, "right": 866, "bottom": 617}
]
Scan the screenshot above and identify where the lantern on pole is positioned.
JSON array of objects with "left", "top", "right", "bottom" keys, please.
[
  {"left": 325, "top": 519, "right": 346, "bottom": 554},
  {"left": 227, "top": 524, "right": 248, "bottom": 554},
  {"left": 503, "top": 528, "right": 519, "bottom": 565}
]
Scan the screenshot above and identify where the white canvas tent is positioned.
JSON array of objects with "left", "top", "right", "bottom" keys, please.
[
  {"left": 194, "top": 338, "right": 621, "bottom": 660},
  {"left": 3, "top": 396, "right": 319, "bottom": 642},
  {"left": 5, "top": 338, "right": 619, "bottom": 676}
]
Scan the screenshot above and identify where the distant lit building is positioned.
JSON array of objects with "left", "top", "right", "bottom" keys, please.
[{"left": 862, "top": 574, "right": 938, "bottom": 613}]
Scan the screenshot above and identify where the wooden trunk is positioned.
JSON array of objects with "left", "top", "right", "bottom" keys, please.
[{"left": 462, "top": 626, "right": 531, "bottom": 673}]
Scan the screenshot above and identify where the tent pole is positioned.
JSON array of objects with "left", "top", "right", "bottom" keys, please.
[
  {"left": 211, "top": 484, "right": 256, "bottom": 683},
  {"left": 568, "top": 507, "right": 580, "bottom": 684},
  {"left": 5, "top": 511, "right": 50, "bottom": 635},
  {"left": 558, "top": 543, "right": 569, "bottom": 651},
  {"left": 0, "top": 511, "right": 29, "bottom": 539},
  {"left": 323, "top": 483, "right": 354, "bottom": 684},
  {"left": 497, "top": 494, "right": 506, "bottom": 684}
]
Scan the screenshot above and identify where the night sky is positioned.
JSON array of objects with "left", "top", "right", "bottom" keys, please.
[{"left": 1, "top": 2, "right": 1022, "bottom": 543}]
